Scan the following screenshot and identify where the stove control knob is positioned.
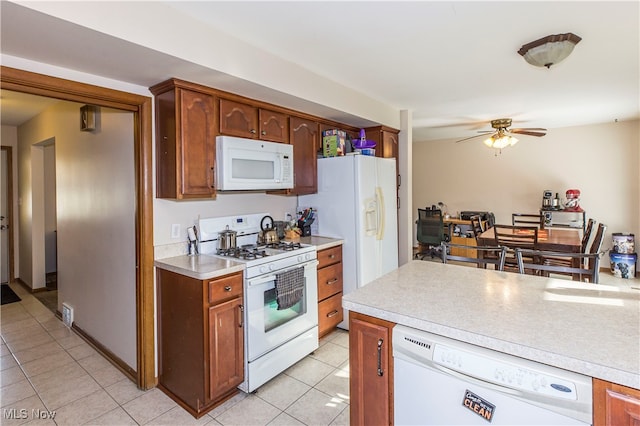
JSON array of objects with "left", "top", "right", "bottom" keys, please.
[
  {"left": 269, "top": 264, "right": 276, "bottom": 271},
  {"left": 259, "top": 266, "right": 268, "bottom": 274},
  {"left": 297, "top": 255, "right": 304, "bottom": 262}
]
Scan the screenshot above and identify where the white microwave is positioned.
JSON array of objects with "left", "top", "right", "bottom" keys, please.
[{"left": 216, "top": 135, "right": 294, "bottom": 191}]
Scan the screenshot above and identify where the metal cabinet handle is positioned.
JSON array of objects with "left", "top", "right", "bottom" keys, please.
[
  {"left": 329, "top": 254, "right": 335, "bottom": 259},
  {"left": 238, "top": 305, "right": 244, "bottom": 328},
  {"left": 250, "top": 129, "right": 257, "bottom": 134},
  {"left": 224, "top": 286, "right": 232, "bottom": 292},
  {"left": 211, "top": 166, "right": 215, "bottom": 189},
  {"left": 377, "top": 338, "right": 384, "bottom": 376},
  {"left": 326, "top": 278, "right": 338, "bottom": 285},
  {"left": 261, "top": 130, "right": 266, "bottom": 135},
  {"left": 326, "top": 310, "right": 339, "bottom": 318}
]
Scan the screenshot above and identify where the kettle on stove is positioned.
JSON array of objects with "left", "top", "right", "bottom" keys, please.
[{"left": 258, "top": 215, "right": 279, "bottom": 245}]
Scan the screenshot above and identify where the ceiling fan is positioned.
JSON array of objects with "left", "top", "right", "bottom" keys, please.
[{"left": 456, "top": 118, "right": 547, "bottom": 150}]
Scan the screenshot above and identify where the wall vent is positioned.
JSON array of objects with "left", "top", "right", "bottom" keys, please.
[{"left": 62, "top": 303, "right": 74, "bottom": 328}]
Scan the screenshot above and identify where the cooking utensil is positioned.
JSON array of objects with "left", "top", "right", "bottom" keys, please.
[
  {"left": 218, "top": 225, "right": 237, "bottom": 251},
  {"left": 259, "top": 215, "right": 279, "bottom": 244}
]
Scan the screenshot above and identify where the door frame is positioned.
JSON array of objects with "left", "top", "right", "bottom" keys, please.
[
  {"left": 0, "top": 66, "right": 156, "bottom": 389},
  {"left": 1, "top": 146, "right": 15, "bottom": 284}
]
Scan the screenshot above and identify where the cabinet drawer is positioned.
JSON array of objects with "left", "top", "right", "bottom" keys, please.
[
  {"left": 208, "top": 273, "right": 243, "bottom": 304},
  {"left": 318, "top": 246, "right": 342, "bottom": 269},
  {"left": 317, "top": 262, "right": 343, "bottom": 300},
  {"left": 318, "top": 293, "right": 343, "bottom": 337}
]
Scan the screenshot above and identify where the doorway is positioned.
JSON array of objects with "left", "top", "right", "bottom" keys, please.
[
  {"left": 0, "top": 66, "right": 155, "bottom": 389},
  {"left": 1, "top": 146, "right": 14, "bottom": 285}
]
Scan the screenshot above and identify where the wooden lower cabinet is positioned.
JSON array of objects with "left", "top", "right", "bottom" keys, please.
[
  {"left": 317, "top": 245, "right": 343, "bottom": 337},
  {"left": 349, "top": 312, "right": 395, "bottom": 426},
  {"left": 157, "top": 269, "right": 244, "bottom": 418},
  {"left": 593, "top": 378, "right": 640, "bottom": 426}
]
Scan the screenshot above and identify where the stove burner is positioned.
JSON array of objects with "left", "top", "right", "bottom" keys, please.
[
  {"left": 264, "top": 241, "right": 303, "bottom": 251},
  {"left": 217, "top": 246, "right": 269, "bottom": 260}
]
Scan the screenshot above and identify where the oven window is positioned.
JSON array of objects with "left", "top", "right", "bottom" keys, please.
[{"left": 263, "top": 287, "right": 307, "bottom": 333}]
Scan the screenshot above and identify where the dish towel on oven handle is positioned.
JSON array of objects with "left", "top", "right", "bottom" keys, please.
[{"left": 275, "top": 267, "right": 305, "bottom": 310}]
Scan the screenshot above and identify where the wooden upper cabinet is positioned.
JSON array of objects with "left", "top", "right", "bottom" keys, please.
[
  {"left": 365, "top": 126, "right": 399, "bottom": 160},
  {"left": 289, "top": 116, "right": 318, "bottom": 195},
  {"left": 152, "top": 81, "right": 216, "bottom": 199},
  {"left": 259, "top": 109, "right": 289, "bottom": 143},
  {"left": 219, "top": 98, "right": 289, "bottom": 143}
]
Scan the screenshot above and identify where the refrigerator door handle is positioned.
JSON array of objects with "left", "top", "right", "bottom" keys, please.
[
  {"left": 376, "top": 186, "right": 385, "bottom": 240},
  {"left": 364, "top": 199, "right": 378, "bottom": 236}
]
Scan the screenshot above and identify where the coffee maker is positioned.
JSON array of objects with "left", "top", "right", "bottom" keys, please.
[{"left": 541, "top": 190, "right": 553, "bottom": 210}]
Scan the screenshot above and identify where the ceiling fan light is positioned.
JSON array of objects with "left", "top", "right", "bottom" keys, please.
[
  {"left": 483, "top": 135, "right": 518, "bottom": 150},
  {"left": 518, "top": 33, "right": 581, "bottom": 68}
]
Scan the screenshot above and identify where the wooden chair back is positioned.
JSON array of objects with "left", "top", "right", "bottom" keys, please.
[
  {"left": 441, "top": 242, "right": 507, "bottom": 271},
  {"left": 470, "top": 215, "right": 484, "bottom": 239},
  {"left": 581, "top": 218, "right": 595, "bottom": 253},
  {"left": 588, "top": 223, "right": 607, "bottom": 271},
  {"left": 512, "top": 213, "right": 544, "bottom": 229},
  {"left": 493, "top": 224, "right": 539, "bottom": 250},
  {"left": 515, "top": 248, "right": 601, "bottom": 283}
]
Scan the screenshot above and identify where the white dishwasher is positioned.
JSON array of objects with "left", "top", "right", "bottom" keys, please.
[{"left": 393, "top": 325, "right": 592, "bottom": 425}]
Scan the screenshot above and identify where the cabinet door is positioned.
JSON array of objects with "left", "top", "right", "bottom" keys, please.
[
  {"left": 289, "top": 116, "right": 319, "bottom": 195},
  {"left": 179, "top": 89, "right": 216, "bottom": 197},
  {"left": 259, "top": 109, "right": 289, "bottom": 143},
  {"left": 219, "top": 98, "right": 259, "bottom": 138},
  {"left": 208, "top": 297, "right": 244, "bottom": 402},
  {"left": 350, "top": 312, "right": 394, "bottom": 426},
  {"left": 593, "top": 378, "right": 640, "bottom": 426},
  {"left": 379, "top": 131, "right": 398, "bottom": 159}
]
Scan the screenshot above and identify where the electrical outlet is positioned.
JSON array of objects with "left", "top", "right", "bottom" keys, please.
[{"left": 171, "top": 224, "right": 180, "bottom": 239}]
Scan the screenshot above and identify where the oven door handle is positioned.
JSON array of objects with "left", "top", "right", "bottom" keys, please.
[{"left": 247, "top": 260, "right": 318, "bottom": 287}]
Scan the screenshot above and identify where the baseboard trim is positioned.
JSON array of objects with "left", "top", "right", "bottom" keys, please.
[
  {"left": 13, "top": 278, "right": 49, "bottom": 293},
  {"left": 71, "top": 323, "right": 138, "bottom": 384}
]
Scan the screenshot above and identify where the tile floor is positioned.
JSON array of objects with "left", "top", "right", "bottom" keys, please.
[{"left": 1, "top": 282, "right": 350, "bottom": 425}]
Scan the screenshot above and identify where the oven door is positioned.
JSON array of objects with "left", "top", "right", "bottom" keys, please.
[{"left": 245, "top": 259, "right": 318, "bottom": 362}]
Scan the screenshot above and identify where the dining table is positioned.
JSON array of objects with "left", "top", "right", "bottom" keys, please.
[
  {"left": 477, "top": 226, "right": 582, "bottom": 253},
  {"left": 477, "top": 226, "right": 584, "bottom": 278}
]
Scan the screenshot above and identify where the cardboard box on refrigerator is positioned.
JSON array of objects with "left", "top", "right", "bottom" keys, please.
[{"left": 322, "top": 129, "right": 346, "bottom": 157}]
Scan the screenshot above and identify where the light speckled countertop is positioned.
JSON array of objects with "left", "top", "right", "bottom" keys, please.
[
  {"left": 154, "top": 255, "right": 245, "bottom": 280},
  {"left": 342, "top": 260, "right": 640, "bottom": 389},
  {"left": 300, "top": 236, "right": 344, "bottom": 251}
]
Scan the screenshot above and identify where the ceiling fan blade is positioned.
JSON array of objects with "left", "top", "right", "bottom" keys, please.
[
  {"left": 510, "top": 127, "right": 547, "bottom": 132},
  {"left": 510, "top": 130, "right": 546, "bottom": 137},
  {"left": 455, "top": 133, "right": 492, "bottom": 143}
]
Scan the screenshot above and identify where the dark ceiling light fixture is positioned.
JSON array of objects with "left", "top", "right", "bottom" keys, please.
[{"left": 518, "top": 33, "right": 582, "bottom": 69}]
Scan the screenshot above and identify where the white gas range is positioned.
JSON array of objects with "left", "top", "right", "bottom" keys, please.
[{"left": 198, "top": 214, "right": 319, "bottom": 393}]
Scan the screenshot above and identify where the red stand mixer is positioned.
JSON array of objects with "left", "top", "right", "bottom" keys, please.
[{"left": 564, "top": 189, "right": 583, "bottom": 212}]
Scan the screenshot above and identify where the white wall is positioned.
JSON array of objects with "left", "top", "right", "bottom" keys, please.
[
  {"left": 412, "top": 119, "right": 640, "bottom": 256},
  {"left": 18, "top": 102, "right": 138, "bottom": 368}
]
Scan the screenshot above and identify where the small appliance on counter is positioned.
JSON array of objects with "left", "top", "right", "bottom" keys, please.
[
  {"left": 541, "top": 190, "right": 553, "bottom": 210},
  {"left": 563, "top": 189, "right": 583, "bottom": 212}
]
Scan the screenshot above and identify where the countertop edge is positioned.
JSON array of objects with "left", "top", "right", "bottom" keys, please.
[
  {"left": 343, "top": 299, "right": 640, "bottom": 390},
  {"left": 154, "top": 257, "right": 245, "bottom": 280}
]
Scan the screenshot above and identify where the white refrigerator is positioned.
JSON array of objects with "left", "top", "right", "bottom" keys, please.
[{"left": 299, "top": 155, "right": 399, "bottom": 329}]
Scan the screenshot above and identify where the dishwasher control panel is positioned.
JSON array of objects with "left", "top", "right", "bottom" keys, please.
[{"left": 433, "top": 344, "right": 577, "bottom": 399}]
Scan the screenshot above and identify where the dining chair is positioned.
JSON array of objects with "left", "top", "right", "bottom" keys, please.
[
  {"left": 587, "top": 223, "right": 607, "bottom": 273},
  {"left": 414, "top": 209, "right": 450, "bottom": 260},
  {"left": 515, "top": 248, "right": 601, "bottom": 283},
  {"left": 493, "top": 224, "right": 539, "bottom": 270},
  {"left": 541, "top": 218, "right": 596, "bottom": 272},
  {"left": 512, "top": 213, "right": 544, "bottom": 229},
  {"left": 470, "top": 215, "right": 485, "bottom": 239},
  {"left": 441, "top": 242, "right": 507, "bottom": 271}
]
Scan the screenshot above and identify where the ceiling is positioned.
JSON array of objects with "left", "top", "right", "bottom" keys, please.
[{"left": 1, "top": 1, "right": 638, "bottom": 141}]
